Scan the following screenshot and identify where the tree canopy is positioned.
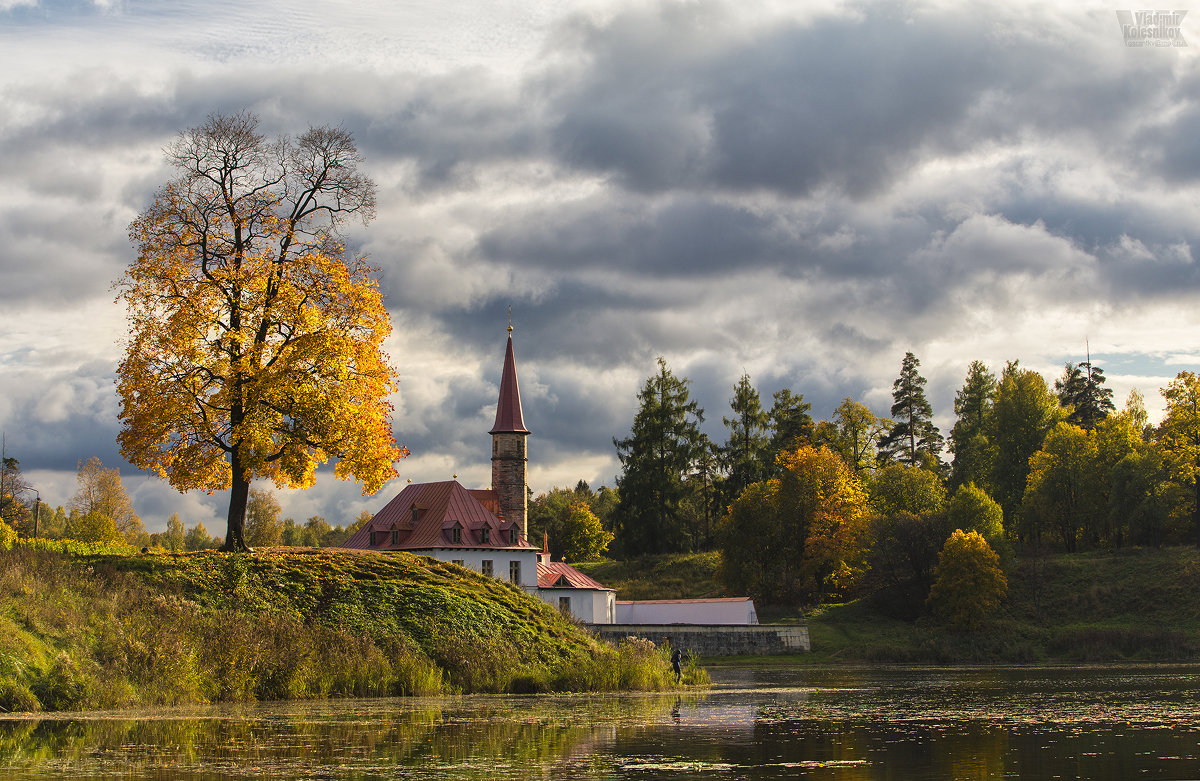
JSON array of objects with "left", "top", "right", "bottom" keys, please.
[
  {"left": 721, "top": 373, "right": 770, "bottom": 503},
  {"left": 949, "top": 361, "right": 996, "bottom": 489},
  {"left": 1056, "top": 359, "right": 1115, "bottom": 430},
  {"left": 613, "top": 358, "right": 705, "bottom": 554},
  {"left": 721, "top": 444, "right": 870, "bottom": 604},
  {"left": 878, "top": 352, "right": 944, "bottom": 471},
  {"left": 116, "top": 112, "right": 406, "bottom": 551}
]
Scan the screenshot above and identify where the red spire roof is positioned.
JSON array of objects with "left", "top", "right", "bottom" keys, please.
[{"left": 490, "top": 330, "right": 530, "bottom": 434}]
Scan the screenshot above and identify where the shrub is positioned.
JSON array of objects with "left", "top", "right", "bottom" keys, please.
[{"left": 928, "top": 530, "right": 1007, "bottom": 631}]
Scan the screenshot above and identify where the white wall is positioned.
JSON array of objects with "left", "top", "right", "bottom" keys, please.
[
  {"left": 537, "top": 588, "right": 615, "bottom": 624},
  {"left": 411, "top": 548, "right": 540, "bottom": 590},
  {"left": 615, "top": 599, "right": 758, "bottom": 625}
]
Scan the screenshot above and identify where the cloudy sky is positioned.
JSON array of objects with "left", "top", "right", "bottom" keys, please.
[{"left": 1, "top": 0, "right": 1197, "bottom": 534}]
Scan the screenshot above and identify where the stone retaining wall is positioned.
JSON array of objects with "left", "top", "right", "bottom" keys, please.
[{"left": 593, "top": 624, "right": 810, "bottom": 656}]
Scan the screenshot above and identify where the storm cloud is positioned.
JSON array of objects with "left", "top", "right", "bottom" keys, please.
[{"left": 0, "top": 0, "right": 1196, "bottom": 531}]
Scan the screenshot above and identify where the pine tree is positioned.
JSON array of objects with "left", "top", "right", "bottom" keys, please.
[
  {"left": 765, "top": 388, "right": 814, "bottom": 473},
  {"left": 612, "top": 358, "right": 705, "bottom": 554},
  {"left": 1056, "top": 359, "right": 1115, "bottom": 430},
  {"left": 721, "top": 374, "right": 770, "bottom": 503},
  {"left": 949, "top": 361, "right": 997, "bottom": 489},
  {"left": 878, "top": 352, "right": 944, "bottom": 470}
]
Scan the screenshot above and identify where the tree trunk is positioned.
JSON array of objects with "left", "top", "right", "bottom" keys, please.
[{"left": 222, "top": 450, "right": 253, "bottom": 552}]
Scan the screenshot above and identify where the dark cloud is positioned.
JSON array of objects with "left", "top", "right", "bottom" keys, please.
[{"left": 2, "top": 0, "right": 1198, "bottom": 527}]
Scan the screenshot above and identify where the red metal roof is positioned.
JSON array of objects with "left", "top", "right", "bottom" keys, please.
[
  {"left": 489, "top": 333, "right": 530, "bottom": 435},
  {"left": 537, "top": 561, "right": 614, "bottom": 591},
  {"left": 342, "top": 480, "right": 538, "bottom": 551}
]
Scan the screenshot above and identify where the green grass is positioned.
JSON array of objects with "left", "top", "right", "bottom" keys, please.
[
  {"left": 578, "top": 546, "right": 1200, "bottom": 664},
  {"left": 574, "top": 552, "right": 722, "bottom": 600},
  {"left": 0, "top": 544, "right": 684, "bottom": 712}
]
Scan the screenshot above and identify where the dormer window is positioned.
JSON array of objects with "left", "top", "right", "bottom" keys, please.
[
  {"left": 480, "top": 527, "right": 490, "bottom": 544},
  {"left": 509, "top": 528, "right": 519, "bottom": 545},
  {"left": 391, "top": 529, "right": 399, "bottom": 545},
  {"left": 411, "top": 505, "right": 419, "bottom": 524},
  {"left": 452, "top": 527, "right": 462, "bottom": 544}
]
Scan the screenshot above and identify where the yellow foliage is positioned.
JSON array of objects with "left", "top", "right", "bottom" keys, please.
[
  {"left": 722, "top": 445, "right": 870, "bottom": 603},
  {"left": 928, "top": 529, "right": 1007, "bottom": 631},
  {"left": 115, "top": 115, "right": 406, "bottom": 529}
]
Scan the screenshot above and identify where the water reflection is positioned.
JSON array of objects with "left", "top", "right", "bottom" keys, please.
[{"left": 2, "top": 666, "right": 1199, "bottom": 779}]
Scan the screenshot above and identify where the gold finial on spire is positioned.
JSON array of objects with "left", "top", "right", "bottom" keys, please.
[{"left": 507, "top": 305, "right": 513, "bottom": 334}]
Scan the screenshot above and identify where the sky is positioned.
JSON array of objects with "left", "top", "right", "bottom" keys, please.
[{"left": 0, "top": 0, "right": 1197, "bottom": 534}]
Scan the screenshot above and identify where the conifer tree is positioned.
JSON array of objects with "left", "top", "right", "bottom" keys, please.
[
  {"left": 765, "top": 388, "right": 814, "bottom": 473},
  {"left": 949, "top": 361, "right": 997, "bottom": 489},
  {"left": 721, "top": 374, "right": 770, "bottom": 503},
  {"left": 613, "top": 358, "right": 705, "bottom": 554},
  {"left": 878, "top": 352, "right": 944, "bottom": 470},
  {"left": 1056, "top": 359, "right": 1115, "bottom": 430}
]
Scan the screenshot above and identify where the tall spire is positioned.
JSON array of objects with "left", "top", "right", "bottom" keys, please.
[{"left": 490, "top": 326, "right": 530, "bottom": 435}]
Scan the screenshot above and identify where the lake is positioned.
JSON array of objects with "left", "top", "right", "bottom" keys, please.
[{"left": 2, "top": 665, "right": 1199, "bottom": 779}]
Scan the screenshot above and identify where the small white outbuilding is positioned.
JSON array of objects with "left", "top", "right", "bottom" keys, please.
[{"left": 615, "top": 597, "right": 758, "bottom": 626}]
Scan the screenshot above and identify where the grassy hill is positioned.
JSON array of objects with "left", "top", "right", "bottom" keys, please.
[
  {"left": 0, "top": 542, "right": 680, "bottom": 712},
  {"left": 578, "top": 546, "right": 1200, "bottom": 663}
]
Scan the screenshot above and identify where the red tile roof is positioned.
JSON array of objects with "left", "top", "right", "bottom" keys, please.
[
  {"left": 537, "top": 561, "right": 614, "bottom": 591},
  {"left": 490, "top": 333, "right": 530, "bottom": 434},
  {"left": 342, "top": 480, "right": 538, "bottom": 551}
]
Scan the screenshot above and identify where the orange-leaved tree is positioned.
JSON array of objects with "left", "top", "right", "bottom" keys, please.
[{"left": 116, "top": 112, "right": 406, "bottom": 552}]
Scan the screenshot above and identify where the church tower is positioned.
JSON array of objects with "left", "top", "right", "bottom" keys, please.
[{"left": 490, "top": 326, "right": 530, "bottom": 538}]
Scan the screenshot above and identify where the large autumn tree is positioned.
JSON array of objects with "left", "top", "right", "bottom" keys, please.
[{"left": 117, "top": 112, "right": 405, "bottom": 552}]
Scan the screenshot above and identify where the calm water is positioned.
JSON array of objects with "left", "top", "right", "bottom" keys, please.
[{"left": 2, "top": 665, "right": 1199, "bottom": 779}]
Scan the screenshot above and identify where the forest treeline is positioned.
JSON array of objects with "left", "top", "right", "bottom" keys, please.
[
  {"left": 529, "top": 353, "right": 1200, "bottom": 623},
  {"left": 0, "top": 456, "right": 367, "bottom": 552}
]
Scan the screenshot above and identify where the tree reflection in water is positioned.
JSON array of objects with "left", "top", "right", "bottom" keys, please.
[{"left": 2, "top": 666, "right": 1200, "bottom": 779}]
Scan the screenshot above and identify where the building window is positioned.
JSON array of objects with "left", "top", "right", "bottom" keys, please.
[
  {"left": 452, "top": 559, "right": 464, "bottom": 567},
  {"left": 558, "top": 597, "right": 571, "bottom": 615},
  {"left": 480, "top": 527, "right": 490, "bottom": 544},
  {"left": 509, "top": 528, "right": 518, "bottom": 544},
  {"left": 481, "top": 560, "right": 493, "bottom": 577},
  {"left": 390, "top": 529, "right": 399, "bottom": 545},
  {"left": 452, "top": 527, "right": 462, "bottom": 544},
  {"left": 509, "top": 561, "right": 521, "bottom": 584}
]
